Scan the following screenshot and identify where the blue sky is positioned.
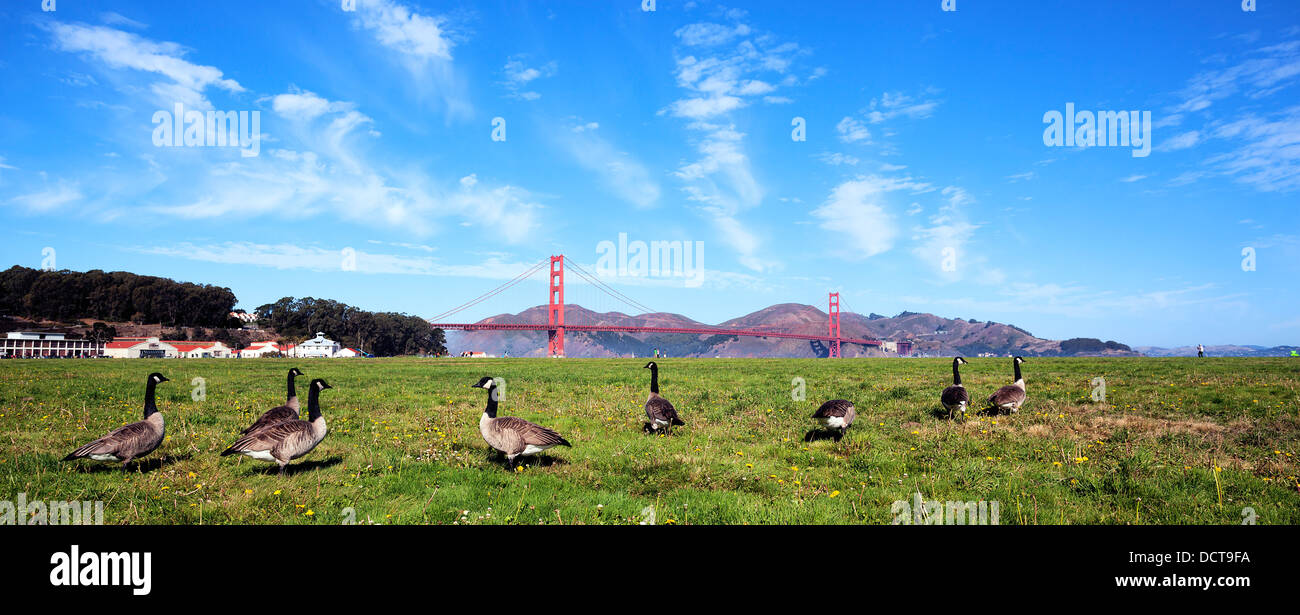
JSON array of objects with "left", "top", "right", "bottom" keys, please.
[{"left": 1, "top": 0, "right": 1298, "bottom": 347}]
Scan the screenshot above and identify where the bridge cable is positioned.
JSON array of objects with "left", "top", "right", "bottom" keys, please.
[
  {"left": 427, "top": 258, "right": 549, "bottom": 322},
  {"left": 562, "top": 257, "right": 658, "bottom": 315}
]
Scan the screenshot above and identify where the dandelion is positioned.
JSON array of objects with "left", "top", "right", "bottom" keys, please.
[
  {"left": 829, "top": 490, "right": 841, "bottom": 498},
  {"left": 305, "top": 510, "right": 314, "bottom": 516},
  {"left": 244, "top": 489, "right": 253, "bottom": 495}
]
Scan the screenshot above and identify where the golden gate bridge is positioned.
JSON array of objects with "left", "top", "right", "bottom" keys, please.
[{"left": 427, "top": 255, "right": 912, "bottom": 358}]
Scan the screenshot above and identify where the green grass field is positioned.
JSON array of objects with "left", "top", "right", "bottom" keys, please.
[{"left": 2, "top": 357, "right": 1298, "bottom": 525}]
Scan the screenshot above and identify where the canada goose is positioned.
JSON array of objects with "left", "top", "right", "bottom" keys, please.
[
  {"left": 811, "top": 399, "right": 856, "bottom": 441},
  {"left": 239, "top": 367, "right": 304, "bottom": 435},
  {"left": 221, "top": 378, "right": 332, "bottom": 475},
  {"left": 470, "top": 376, "right": 570, "bottom": 466},
  {"left": 642, "top": 361, "right": 684, "bottom": 434},
  {"left": 63, "top": 373, "right": 169, "bottom": 471},
  {"left": 987, "top": 356, "right": 1027, "bottom": 413},
  {"left": 941, "top": 357, "right": 970, "bottom": 417}
]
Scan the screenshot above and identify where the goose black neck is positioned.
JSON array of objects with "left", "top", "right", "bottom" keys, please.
[
  {"left": 649, "top": 366, "right": 659, "bottom": 394},
  {"left": 143, "top": 378, "right": 159, "bottom": 418},
  {"left": 952, "top": 358, "right": 962, "bottom": 385},
  {"left": 484, "top": 385, "right": 498, "bottom": 418},
  {"left": 287, "top": 371, "right": 298, "bottom": 403},
  {"left": 1013, "top": 361, "right": 1022, "bottom": 382},
  {"left": 307, "top": 385, "right": 323, "bottom": 421}
]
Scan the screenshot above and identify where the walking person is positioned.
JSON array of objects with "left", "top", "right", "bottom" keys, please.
[{"left": 1197, "top": 344, "right": 1205, "bottom": 358}]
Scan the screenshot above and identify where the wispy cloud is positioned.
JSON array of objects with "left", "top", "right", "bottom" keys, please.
[
  {"left": 501, "top": 55, "right": 557, "bottom": 100},
  {"left": 811, "top": 175, "right": 933, "bottom": 259},
  {"left": 8, "top": 181, "right": 82, "bottom": 213},
  {"left": 558, "top": 121, "right": 661, "bottom": 209},
  {"left": 863, "top": 90, "right": 941, "bottom": 124},
  {"left": 350, "top": 0, "right": 470, "bottom": 118},
  {"left": 836, "top": 116, "right": 871, "bottom": 143},
  {"left": 665, "top": 17, "right": 812, "bottom": 272},
  {"left": 47, "top": 21, "right": 243, "bottom": 110}
]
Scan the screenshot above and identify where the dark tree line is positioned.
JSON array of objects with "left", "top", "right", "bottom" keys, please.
[
  {"left": 255, "top": 297, "right": 445, "bottom": 357},
  {"left": 0, "top": 266, "right": 236, "bottom": 326},
  {"left": 1059, "top": 338, "right": 1131, "bottom": 354}
]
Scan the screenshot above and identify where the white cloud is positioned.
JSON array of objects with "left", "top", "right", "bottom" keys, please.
[
  {"left": 355, "top": 0, "right": 455, "bottom": 60},
  {"left": 669, "top": 94, "right": 744, "bottom": 119},
  {"left": 502, "top": 56, "right": 557, "bottom": 100},
  {"left": 810, "top": 176, "right": 922, "bottom": 259},
  {"left": 864, "top": 90, "right": 940, "bottom": 124},
  {"left": 817, "top": 152, "right": 859, "bottom": 166},
  {"left": 351, "top": 0, "right": 469, "bottom": 118},
  {"left": 1120, "top": 174, "right": 1148, "bottom": 183},
  {"left": 271, "top": 87, "right": 356, "bottom": 120},
  {"left": 559, "top": 121, "right": 661, "bottom": 209},
  {"left": 675, "top": 22, "right": 752, "bottom": 47},
  {"left": 836, "top": 116, "right": 871, "bottom": 143},
  {"left": 1162, "top": 130, "right": 1201, "bottom": 151},
  {"left": 48, "top": 22, "right": 243, "bottom": 110},
  {"left": 100, "top": 12, "right": 147, "bottom": 30},
  {"left": 665, "top": 21, "right": 815, "bottom": 272},
  {"left": 911, "top": 186, "right": 982, "bottom": 281},
  {"left": 8, "top": 181, "right": 82, "bottom": 212}
]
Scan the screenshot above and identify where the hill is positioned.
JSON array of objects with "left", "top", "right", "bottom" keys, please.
[{"left": 443, "top": 303, "right": 1140, "bottom": 358}]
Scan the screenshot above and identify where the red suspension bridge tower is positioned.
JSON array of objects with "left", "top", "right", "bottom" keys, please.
[
  {"left": 827, "top": 292, "right": 841, "bottom": 358},
  {"left": 547, "top": 255, "right": 565, "bottom": 357}
]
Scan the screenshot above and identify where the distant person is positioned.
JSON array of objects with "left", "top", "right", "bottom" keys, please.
[{"left": 1197, "top": 344, "right": 1205, "bottom": 358}]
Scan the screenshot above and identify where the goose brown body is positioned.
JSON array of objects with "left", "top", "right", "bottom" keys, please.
[
  {"left": 987, "top": 356, "right": 1027, "bottom": 412},
  {"left": 63, "top": 373, "right": 169, "bottom": 469},
  {"left": 941, "top": 357, "right": 970, "bottom": 415},
  {"left": 240, "top": 368, "right": 304, "bottom": 434},
  {"left": 471, "top": 377, "right": 570, "bottom": 464},
  {"left": 222, "top": 378, "right": 331, "bottom": 474},
  {"left": 642, "top": 362, "right": 684, "bottom": 433},
  {"left": 812, "top": 399, "right": 856, "bottom": 440}
]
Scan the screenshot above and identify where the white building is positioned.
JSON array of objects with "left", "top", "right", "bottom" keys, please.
[
  {"left": 293, "top": 332, "right": 340, "bottom": 358},
  {"left": 102, "top": 337, "right": 234, "bottom": 358},
  {"left": 105, "top": 338, "right": 179, "bottom": 358},
  {"left": 238, "top": 335, "right": 362, "bottom": 358},
  {"left": 1, "top": 331, "right": 104, "bottom": 358},
  {"left": 239, "top": 341, "right": 291, "bottom": 358}
]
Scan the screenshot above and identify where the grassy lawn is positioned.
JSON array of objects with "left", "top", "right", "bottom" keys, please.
[{"left": 2, "top": 357, "right": 1298, "bottom": 525}]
